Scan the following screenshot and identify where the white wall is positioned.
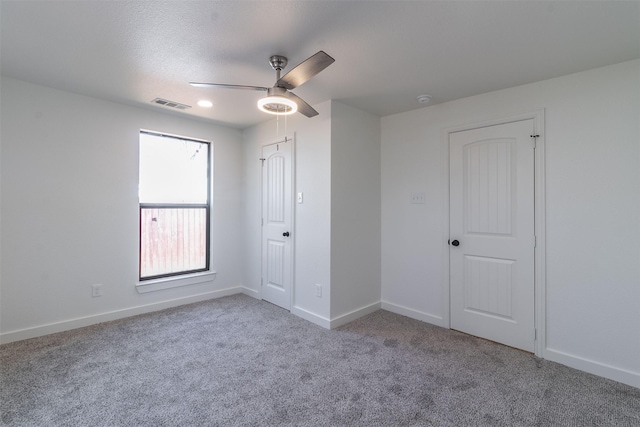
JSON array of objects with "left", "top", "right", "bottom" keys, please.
[
  {"left": 381, "top": 59, "right": 640, "bottom": 388},
  {"left": 0, "top": 77, "right": 244, "bottom": 342},
  {"left": 242, "top": 100, "right": 382, "bottom": 326},
  {"left": 242, "top": 102, "right": 333, "bottom": 323},
  {"left": 330, "top": 102, "right": 381, "bottom": 320},
  {"left": 3, "top": 59, "right": 638, "bottom": 389}
]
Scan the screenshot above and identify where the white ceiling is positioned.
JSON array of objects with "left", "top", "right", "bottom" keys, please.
[{"left": 1, "top": 1, "right": 639, "bottom": 129}]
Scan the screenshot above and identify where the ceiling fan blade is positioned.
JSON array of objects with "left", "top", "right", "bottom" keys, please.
[
  {"left": 189, "top": 82, "right": 268, "bottom": 91},
  {"left": 286, "top": 92, "right": 318, "bottom": 118},
  {"left": 276, "top": 51, "right": 335, "bottom": 90}
]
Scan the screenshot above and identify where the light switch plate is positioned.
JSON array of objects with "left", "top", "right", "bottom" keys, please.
[{"left": 410, "top": 192, "right": 426, "bottom": 204}]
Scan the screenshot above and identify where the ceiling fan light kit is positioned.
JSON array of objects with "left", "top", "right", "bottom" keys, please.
[
  {"left": 190, "top": 51, "right": 335, "bottom": 118},
  {"left": 257, "top": 87, "right": 298, "bottom": 115}
]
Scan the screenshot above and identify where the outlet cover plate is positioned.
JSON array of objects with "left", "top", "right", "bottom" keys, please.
[
  {"left": 410, "top": 192, "right": 426, "bottom": 204},
  {"left": 92, "top": 284, "right": 102, "bottom": 297}
]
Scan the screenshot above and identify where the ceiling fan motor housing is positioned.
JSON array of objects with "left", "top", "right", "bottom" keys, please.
[
  {"left": 269, "top": 55, "right": 288, "bottom": 71},
  {"left": 191, "top": 51, "right": 334, "bottom": 118}
]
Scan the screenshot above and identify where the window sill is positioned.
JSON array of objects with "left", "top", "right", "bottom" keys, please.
[{"left": 136, "top": 270, "right": 217, "bottom": 294}]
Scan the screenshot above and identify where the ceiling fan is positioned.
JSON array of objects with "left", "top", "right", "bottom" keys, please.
[{"left": 190, "top": 51, "right": 335, "bottom": 118}]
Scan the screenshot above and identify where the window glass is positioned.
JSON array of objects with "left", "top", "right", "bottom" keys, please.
[
  {"left": 139, "top": 133, "right": 208, "bottom": 204},
  {"left": 139, "top": 131, "right": 210, "bottom": 280}
]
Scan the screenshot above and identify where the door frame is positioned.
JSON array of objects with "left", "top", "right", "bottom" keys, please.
[
  {"left": 260, "top": 133, "right": 296, "bottom": 310},
  {"left": 440, "top": 110, "right": 546, "bottom": 357}
]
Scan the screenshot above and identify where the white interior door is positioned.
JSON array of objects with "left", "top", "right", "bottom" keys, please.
[
  {"left": 450, "top": 119, "right": 535, "bottom": 352},
  {"left": 261, "top": 140, "right": 292, "bottom": 310}
]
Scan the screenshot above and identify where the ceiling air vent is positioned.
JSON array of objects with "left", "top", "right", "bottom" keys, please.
[{"left": 151, "top": 98, "right": 191, "bottom": 110}]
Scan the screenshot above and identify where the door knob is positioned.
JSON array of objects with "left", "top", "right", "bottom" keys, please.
[
  {"left": 451, "top": 239, "right": 460, "bottom": 247},
  {"left": 283, "top": 231, "right": 290, "bottom": 237}
]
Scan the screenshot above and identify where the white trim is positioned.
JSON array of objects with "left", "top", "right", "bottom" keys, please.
[
  {"left": 240, "top": 286, "right": 261, "bottom": 299},
  {"left": 139, "top": 128, "right": 211, "bottom": 144},
  {"left": 290, "top": 134, "right": 297, "bottom": 314},
  {"left": 137, "top": 130, "right": 216, "bottom": 294},
  {"left": 329, "top": 302, "right": 381, "bottom": 329},
  {"left": 545, "top": 348, "right": 640, "bottom": 389},
  {"left": 136, "top": 271, "right": 217, "bottom": 293},
  {"left": 0, "top": 287, "right": 242, "bottom": 344},
  {"left": 532, "top": 111, "right": 546, "bottom": 357},
  {"left": 260, "top": 133, "right": 296, "bottom": 311},
  {"left": 382, "top": 301, "right": 445, "bottom": 328},
  {"left": 441, "top": 109, "right": 547, "bottom": 358},
  {"left": 291, "top": 305, "right": 331, "bottom": 329},
  {"left": 440, "top": 123, "right": 451, "bottom": 329},
  {"left": 261, "top": 133, "right": 295, "bottom": 148}
]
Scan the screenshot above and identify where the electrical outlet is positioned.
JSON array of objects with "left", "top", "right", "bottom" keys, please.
[
  {"left": 315, "top": 284, "right": 322, "bottom": 298},
  {"left": 91, "top": 284, "right": 102, "bottom": 298}
]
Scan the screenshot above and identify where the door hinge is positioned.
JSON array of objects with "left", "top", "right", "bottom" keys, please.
[
  {"left": 533, "top": 235, "right": 537, "bottom": 248},
  {"left": 261, "top": 277, "right": 263, "bottom": 287},
  {"left": 261, "top": 218, "right": 264, "bottom": 226},
  {"left": 530, "top": 134, "right": 539, "bottom": 149}
]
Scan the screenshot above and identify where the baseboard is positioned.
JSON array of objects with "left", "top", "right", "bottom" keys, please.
[
  {"left": 545, "top": 348, "right": 640, "bottom": 389},
  {"left": 381, "top": 301, "right": 445, "bottom": 327},
  {"left": 0, "top": 287, "right": 243, "bottom": 344},
  {"left": 329, "top": 302, "right": 382, "bottom": 329},
  {"left": 240, "top": 286, "right": 260, "bottom": 299},
  {"left": 291, "top": 305, "right": 331, "bottom": 329}
]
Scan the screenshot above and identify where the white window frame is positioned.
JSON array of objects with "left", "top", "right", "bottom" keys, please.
[{"left": 136, "top": 130, "right": 216, "bottom": 293}]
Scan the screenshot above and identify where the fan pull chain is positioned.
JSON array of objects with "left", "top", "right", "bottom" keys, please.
[{"left": 274, "top": 111, "right": 288, "bottom": 139}]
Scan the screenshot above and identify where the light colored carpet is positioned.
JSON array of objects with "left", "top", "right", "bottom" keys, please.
[{"left": 1, "top": 294, "right": 639, "bottom": 426}]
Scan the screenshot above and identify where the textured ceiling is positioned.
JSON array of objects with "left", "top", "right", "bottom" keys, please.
[{"left": 1, "top": 1, "right": 639, "bottom": 129}]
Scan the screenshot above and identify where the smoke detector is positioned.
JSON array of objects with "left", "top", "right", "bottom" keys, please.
[{"left": 417, "top": 95, "right": 432, "bottom": 104}]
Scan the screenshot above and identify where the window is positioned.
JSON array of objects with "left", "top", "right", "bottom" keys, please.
[{"left": 139, "top": 131, "right": 210, "bottom": 280}]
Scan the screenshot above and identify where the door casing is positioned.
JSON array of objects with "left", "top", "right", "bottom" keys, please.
[
  {"left": 441, "top": 110, "right": 546, "bottom": 357},
  {"left": 261, "top": 134, "right": 295, "bottom": 310}
]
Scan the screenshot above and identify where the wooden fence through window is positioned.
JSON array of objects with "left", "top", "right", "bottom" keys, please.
[{"left": 140, "top": 207, "right": 207, "bottom": 278}]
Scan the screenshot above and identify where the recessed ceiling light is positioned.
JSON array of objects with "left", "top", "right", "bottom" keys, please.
[
  {"left": 417, "top": 95, "right": 432, "bottom": 104},
  {"left": 197, "top": 100, "right": 213, "bottom": 108}
]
